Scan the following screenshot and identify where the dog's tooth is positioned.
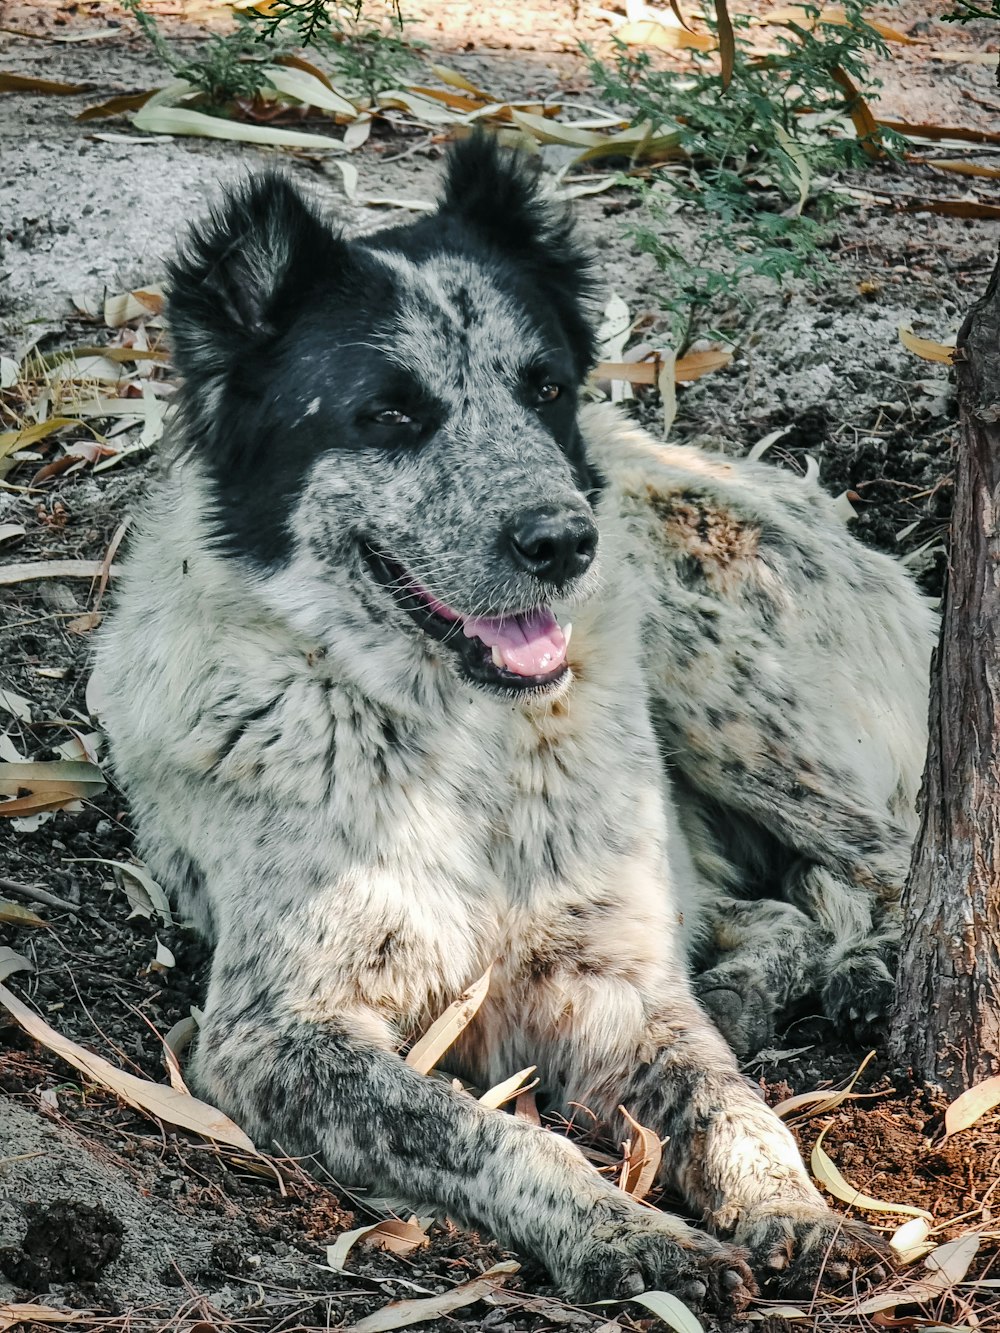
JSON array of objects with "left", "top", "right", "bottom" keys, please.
[
  {"left": 563, "top": 622, "right": 573, "bottom": 648},
  {"left": 491, "top": 645, "right": 504, "bottom": 668}
]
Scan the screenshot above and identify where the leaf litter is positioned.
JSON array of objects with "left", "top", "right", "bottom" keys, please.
[{"left": 1, "top": 7, "right": 1000, "bottom": 1322}]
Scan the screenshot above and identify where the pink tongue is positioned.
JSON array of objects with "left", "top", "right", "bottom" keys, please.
[{"left": 462, "top": 607, "right": 567, "bottom": 678}]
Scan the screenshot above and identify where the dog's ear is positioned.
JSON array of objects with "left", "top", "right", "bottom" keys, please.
[
  {"left": 437, "top": 134, "right": 597, "bottom": 372},
  {"left": 167, "top": 173, "right": 345, "bottom": 401}
]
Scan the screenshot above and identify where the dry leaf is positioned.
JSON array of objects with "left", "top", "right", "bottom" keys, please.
[
  {"left": 629, "top": 1291, "right": 705, "bottom": 1333},
  {"left": 766, "top": 6, "right": 920, "bottom": 43},
  {"left": 67, "top": 612, "right": 103, "bottom": 635},
  {"left": 263, "top": 64, "right": 358, "bottom": 118},
  {"left": 152, "top": 938, "right": 176, "bottom": 971},
  {"left": 164, "top": 1014, "right": 198, "bottom": 1063},
  {"left": 0, "top": 760, "right": 105, "bottom": 800},
  {"left": 0, "top": 418, "right": 77, "bottom": 458},
  {"left": 831, "top": 66, "right": 883, "bottom": 159},
  {"left": 773, "top": 1050, "right": 876, "bottom": 1120},
  {"left": 0, "top": 524, "right": 25, "bottom": 544},
  {"left": 76, "top": 89, "right": 158, "bottom": 121},
  {"left": 855, "top": 1234, "right": 980, "bottom": 1315},
  {"left": 0, "top": 72, "right": 92, "bottom": 94},
  {"left": 811, "top": 1127, "right": 932, "bottom": 1220},
  {"left": 69, "top": 858, "right": 173, "bottom": 926},
  {"left": 675, "top": 348, "right": 734, "bottom": 381},
  {"left": 405, "top": 966, "right": 492, "bottom": 1074},
  {"left": 515, "top": 1088, "right": 540, "bottom": 1124},
  {"left": 889, "top": 1216, "right": 933, "bottom": 1265},
  {"left": 619, "top": 1105, "right": 662, "bottom": 1201},
  {"left": 0, "top": 559, "right": 122, "bottom": 586},
  {"left": 343, "top": 115, "right": 373, "bottom": 150},
  {"left": 617, "top": 18, "right": 714, "bottom": 51},
  {"left": 878, "top": 119, "right": 1000, "bottom": 147},
  {"left": 774, "top": 122, "right": 810, "bottom": 214},
  {"left": 133, "top": 90, "right": 348, "bottom": 151},
  {"left": 924, "top": 1233, "right": 980, "bottom": 1286},
  {"left": 327, "top": 1217, "right": 430, "bottom": 1271},
  {"left": 104, "top": 284, "right": 165, "bottom": 327},
  {"left": 429, "top": 63, "right": 494, "bottom": 100},
  {"left": 0, "top": 901, "right": 46, "bottom": 928},
  {"left": 714, "top": 0, "right": 735, "bottom": 90},
  {"left": 0, "top": 687, "right": 32, "bottom": 724},
  {"left": 593, "top": 350, "right": 731, "bottom": 387},
  {"left": 479, "top": 1066, "right": 538, "bottom": 1109},
  {"left": 924, "top": 158, "right": 1000, "bottom": 180},
  {"left": 926, "top": 49, "right": 1000, "bottom": 65},
  {"left": 594, "top": 359, "right": 659, "bottom": 385},
  {"left": 0, "top": 948, "right": 34, "bottom": 982},
  {"left": 0, "top": 1305, "right": 91, "bottom": 1332},
  {"left": 943, "top": 1072, "right": 1000, "bottom": 1139},
  {"left": 0, "top": 982, "right": 255, "bottom": 1151},
  {"left": 899, "top": 327, "right": 955, "bottom": 364},
  {"left": 346, "top": 1260, "right": 519, "bottom": 1333},
  {"left": 904, "top": 198, "right": 1000, "bottom": 221},
  {"left": 0, "top": 793, "right": 83, "bottom": 818}
]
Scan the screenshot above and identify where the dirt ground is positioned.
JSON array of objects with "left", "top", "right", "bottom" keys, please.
[{"left": 2, "top": 1, "right": 1000, "bottom": 1330}]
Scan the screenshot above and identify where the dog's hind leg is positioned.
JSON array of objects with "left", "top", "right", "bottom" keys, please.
[
  {"left": 783, "top": 863, "right": 899, "bottom": 1034},
  {"left": 585, "top": 403, "right": 933, "bottom": 1034},
  {"left": 693, "top": 896, "right": 826, "bottom": 1056}
]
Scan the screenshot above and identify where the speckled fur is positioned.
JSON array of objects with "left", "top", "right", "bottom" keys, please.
[{"left": 97, "top": 144, "right": 925, "bottom": 1306}]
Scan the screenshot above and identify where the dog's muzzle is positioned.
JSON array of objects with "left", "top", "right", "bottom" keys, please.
[{"left": 362, "top": 546, "right": 577, "bottom": 696}]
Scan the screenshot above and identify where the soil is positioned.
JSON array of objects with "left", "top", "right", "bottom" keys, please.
[{"left": 2, "top": 1, "right": 1000, "bottom": 1330}]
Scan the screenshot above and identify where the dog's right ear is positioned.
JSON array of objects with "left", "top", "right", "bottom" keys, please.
[{"left": 167, "top": 173, "right": 344, "bottom": 410}]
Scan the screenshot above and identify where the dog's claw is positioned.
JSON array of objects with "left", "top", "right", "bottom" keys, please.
[
  {"left": 618, "top": 1270, "right": 645, "bottom": 1299},
  {"left": 679, "top": 1279, "right": 707, "bottom": 1306}
]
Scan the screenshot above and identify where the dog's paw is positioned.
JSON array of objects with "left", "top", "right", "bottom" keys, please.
[
  {"left": 693, "top": 967, "right": 777, "bottom": 1058},
  {"left": 822, "top": 951, "right": 895, "bottom": 1037},
  {"left": 734, "top": 1201, "right": 889, "bottom": 1295},
  {"left": 558, "top": 1209, "right": 755, "bottom": 1313}
]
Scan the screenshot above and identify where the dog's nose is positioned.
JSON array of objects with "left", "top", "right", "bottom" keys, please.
[{"left": 506, "top": 505, "right": 598, "bottom": 585}]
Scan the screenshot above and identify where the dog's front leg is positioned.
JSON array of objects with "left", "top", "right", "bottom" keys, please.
[
  {"left": 555, "top": 979, "right": 885, "bottom": 1295},
  {"left": 191, "top": 941, "right": 753, "bottom": 1311}
]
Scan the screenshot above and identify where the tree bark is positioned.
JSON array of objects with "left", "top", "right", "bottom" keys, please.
[{"left": 891, "top": 251, "right": 1000, "bottom": 1095}]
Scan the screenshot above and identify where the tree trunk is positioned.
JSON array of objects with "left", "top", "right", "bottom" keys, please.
[{"left": 891, "top": 251, "right": 1000, "bottom": 1095}]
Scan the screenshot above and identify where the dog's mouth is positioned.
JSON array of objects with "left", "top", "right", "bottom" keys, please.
[{"left": 364, "top": 547, "right": 571, "bottom": 694}]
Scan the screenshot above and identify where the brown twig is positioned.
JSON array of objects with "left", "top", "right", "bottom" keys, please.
[{"left": 0, "top": 876, "right": 77, "bottom": 912}]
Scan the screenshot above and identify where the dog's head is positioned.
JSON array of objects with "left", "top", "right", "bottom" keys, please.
[{"left": 168, "top": 135, "right": 603, "bottom": 701}]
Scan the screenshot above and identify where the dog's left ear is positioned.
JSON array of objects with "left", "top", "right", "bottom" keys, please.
[{"left": 437, "top": 134, "right": 597, "bottom": 373}]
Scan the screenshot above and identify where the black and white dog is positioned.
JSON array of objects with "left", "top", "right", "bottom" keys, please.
[{"left": 98, "top": 136, "right": 933, "bottom": 1309}]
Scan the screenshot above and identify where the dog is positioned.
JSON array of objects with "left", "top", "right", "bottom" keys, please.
[{"left": 97, "top": 136, "right": 934, "bottom": 1310}]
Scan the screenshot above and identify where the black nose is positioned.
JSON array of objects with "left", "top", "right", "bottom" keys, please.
[{"left": 506, "top": 505, "right": 598, "bottom": 586}]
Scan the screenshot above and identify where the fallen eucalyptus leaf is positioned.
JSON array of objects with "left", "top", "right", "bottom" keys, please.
[
  {"left": 811, "top": 1126, "right": 932, "bottom": 1220},
  {"left": 327, "top": 1217, "right": 430, "bottom": 1271},
  {"left": 479, "top": 1066, "right": 537, "bottom": 1109},
  {"left": 899, "top": 326, "right": 955, "bottom": 364},
  {"left": 619, "top": 1104, "right": 662, "bottom": 1201},
  {"left": 405, "top": 966, "right": 492, "bottom": 1075},
  {"left": 629, "top": 1290, "right": 705, "bottom": 1333},
  {"left": 346, "top": 1260, "right": 519, "bottom": 1333},
  {"left": 0, "top": 982, "right": 255, "bottom": 1151},
  {"left": 0, "top": 947, "right": 34, "bottom": 982},
  {"left": 0, "top": 901, "right": 46, "bottom": 928},
  {"left": 0, "top": 688, "right": 32, "bottom": 724},
  {"left": 67, "top": 858, "right": 173, "bottom": 926},
  {"left": 943, "top": 1072, "right": 1000, "bottom": 1139}
]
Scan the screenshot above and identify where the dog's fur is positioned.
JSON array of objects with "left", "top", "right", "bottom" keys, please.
[{"left": 97, "top": 138, "right": 934, "bottom": 1309}]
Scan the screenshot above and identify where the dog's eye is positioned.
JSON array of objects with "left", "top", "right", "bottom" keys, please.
[
  {"left": 537, "top": 383, "right": 562, "bottom": 404},
  {"left": 374, "top": 409, "right": 415, "bottom": 427}
]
